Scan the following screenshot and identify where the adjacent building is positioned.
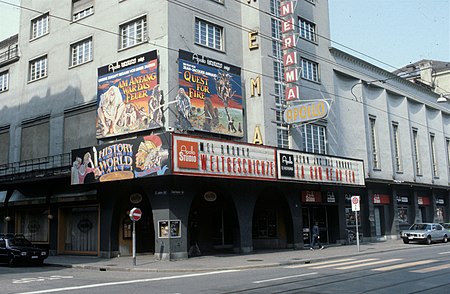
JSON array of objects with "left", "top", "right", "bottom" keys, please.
[{"left": 0, "top": 0, "right": 449, "bottom": 259}]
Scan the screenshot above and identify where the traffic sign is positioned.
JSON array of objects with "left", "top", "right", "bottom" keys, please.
[
  {"left": 129, "top": 207, "right": 142, "bottom": 222},
  {"left": 351, "top": 196, "right": 360, "bottom": 212}
]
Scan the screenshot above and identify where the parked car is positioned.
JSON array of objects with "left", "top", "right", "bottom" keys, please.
[
  {"left": 0, "top": 234, "right": 47, "bottom": 266},
  {"left": 401, "top": 223, "right": 448, "bottom": 245}
]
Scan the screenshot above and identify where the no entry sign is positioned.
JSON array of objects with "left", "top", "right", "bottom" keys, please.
[{"left": 129, "top": 207, "right": 142, "bottom": 221}]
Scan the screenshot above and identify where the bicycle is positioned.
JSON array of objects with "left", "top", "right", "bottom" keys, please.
[{"left": 344, "top": 229, "right": 363, "bottom": 245}]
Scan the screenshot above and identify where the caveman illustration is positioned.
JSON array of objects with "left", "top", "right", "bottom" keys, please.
[
  {"left": 97, "top": 85, "right": 126, "bottom": 136},
  {"left": 175, "top": 88, "right": 192, "bottom": 128},
  {"left": 215, "top": 71, "right": 236, "bottom": 132},
  {"left": 148, "top": 85, "right": 163, "bottom": 126}
]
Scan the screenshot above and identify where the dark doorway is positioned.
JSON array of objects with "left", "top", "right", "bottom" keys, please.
[
  {"left": 188, "top": 191, "right": 238, "bottom": 255},
  {"left": 252, "top": 192, "right": 293, "bottom": 249}
]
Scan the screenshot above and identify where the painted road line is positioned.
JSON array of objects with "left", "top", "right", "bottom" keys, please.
[
  {"left": 335, "top": 259, "right": 402, "bottom": 270},
  {"left": 253, "top": 272, "right": 318, "bottom": 284},
  {"left": 411, "top": 263, "right": 450, "bottom": 273},
  {"left": 311, "top": 258, "right": 378, "bottom": 269},
  {"left": 15, "top": 270, "right": 240, "bottom": 294},
  {"left": 372, "top": 260, "right": 438, "bottom": 272},
  {"left": 438, "top": 251, "right": 450, "bottom": 255},
  {"left": 285, "top": 258, "right": 355, "bottom": 269}
]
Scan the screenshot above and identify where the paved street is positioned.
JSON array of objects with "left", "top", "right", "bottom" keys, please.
[{"left": 1, "top": 240, "right": 450, "bottom": 293}]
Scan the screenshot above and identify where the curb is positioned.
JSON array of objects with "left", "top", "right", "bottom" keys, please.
[{"left": 44, "top": 243, "right": 417, "bottom": 273}]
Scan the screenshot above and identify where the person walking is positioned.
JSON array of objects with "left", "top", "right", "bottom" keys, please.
[{"left": 310, "top": 222, "right": 324, "bottom": 250}]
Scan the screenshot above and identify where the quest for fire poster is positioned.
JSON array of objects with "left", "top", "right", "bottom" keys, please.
[
  {"left": 175, "top": 50, "right": 244, "bottom": 137},
  {"left": 96, "top": 51, "right": 162, "bottom": 139},
  {"left": 71, "top": 134, "right": 171, "bottom": 185}
]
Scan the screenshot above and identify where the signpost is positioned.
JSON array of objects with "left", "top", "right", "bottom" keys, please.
[
  {"left": 129, "top": 207, "right": 142, "bottom": 266},
  {"left": 351, "top": 196, "right": 361, "bottom": 252}
]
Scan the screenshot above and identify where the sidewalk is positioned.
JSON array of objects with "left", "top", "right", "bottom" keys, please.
[{"left": 46, "top": 239, "right": 411, "bottom": 272}]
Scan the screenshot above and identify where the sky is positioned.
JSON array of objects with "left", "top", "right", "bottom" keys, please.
[
  {"left": 0, "top": 0, "right": 449, "bottom": 72},
  {"left": 329, "top": 0, "right": 450, "bottom": 71}
]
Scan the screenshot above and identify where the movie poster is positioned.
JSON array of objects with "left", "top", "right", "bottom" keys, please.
[
  {"left": 96, "top": 51, "right": 162, "bottom": 139},
  {"left": 175, "top": 50, "right": 243, "bottom": 137},
  {"left": 71, "top": 134, "right": 171, "bottom": 185}
]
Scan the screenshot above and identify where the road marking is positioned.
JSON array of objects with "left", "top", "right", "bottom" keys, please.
[
  {"left": 335, "top": 259, "right": 401, "bottom": 270},
  {"left": 372, "top": 260, "right": 437, "bottom": 271},
  {"left": 13, "top": 276, "right": 73, "bottom": 284},
  {"left": 253, "top": 272, "right": 318, "bottom": 284},
  {"left": 438, "top": 251, "right": 450, "bottom": 255},
  {"left": 285, "top": 258, "right": 355, "bottom": 268},
  {"left": 310, "top": 258, "right": 378, "bottom": 269},
  {"left": 410, "top": 263, "right": 450, "bottom": 273},
  {"left": 14, "top": 270, "right": 240, "bottom": 294}
]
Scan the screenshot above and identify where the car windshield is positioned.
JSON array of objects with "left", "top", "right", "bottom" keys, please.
[
  {"left": 410, "top": 224, "right": 430, "bottom": 231},
  {"left": 7, "top": 237, "right": 33, "bottom": 246}
]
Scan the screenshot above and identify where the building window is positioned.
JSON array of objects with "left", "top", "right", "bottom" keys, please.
[
  {"left": 301, "top": 124, "right": 327, "bottom": 154},
  {"left": 120, "top": 16, "right": 147, "bottom": 50},
  {"left": 412, "top": 128, "right": 421, "bottom": 175},
  {"left": 392, "top": 122, "right": 402, "bottom": 172},
  {"left": 29, "top": 55, "right": 48, "bottom": 82},
  {"left": 31, "top": 13, "right": 49, "bottom": 40},
  {"left": 195, "top": 18, "right": 223, "bottom": 51},
  {"left": 70, "top": 37, "right": 92, "bottom": 67},
  {"left": 72, "top": 0, "right": 94, "bottom": 21},
  {"left": 0, "top": 71, "right": 8, "bottom": 92},
  {"left": 301, "top": 58, "right": 319, "bottom": 82},
  {"left": 430, "top": 133, "right": 438, "bottom": 178},
  {"left": 369, "top": 116, "right": 380, "bottom": 169},
  {"left": 299, "top": 18, "right": 316, "bottom": 42}
]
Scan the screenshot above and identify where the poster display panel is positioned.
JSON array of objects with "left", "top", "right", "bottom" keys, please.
[
  {"left": 96, "top": 51, "right": 162, "bottom": 139},
  {"left": 175, "top": 50, "right": 243, "bottom": 137},
  {"left": 71, "top": 134, "right": 170, "bottom": 184}
]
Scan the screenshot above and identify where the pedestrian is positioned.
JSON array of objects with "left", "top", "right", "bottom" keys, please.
[{"left": 310, "top": 222, "right": 324, "bottom": 250}]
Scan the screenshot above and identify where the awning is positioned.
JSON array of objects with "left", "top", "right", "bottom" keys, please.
[
  {"left": 50, "top": 190, "right": 97, "bottom": 203},
  {"left": 7, "top": 190, "right": 46, "bottom": 206},
  {"left": 0, "top": 191, "right": 7, "bottom": 207}
]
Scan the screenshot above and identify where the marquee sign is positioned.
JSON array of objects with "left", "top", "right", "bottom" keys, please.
[
  {"left": 280, "top": 0, "right": 299, "bottom": 102},
  {"left": 283, "top": 100, "right": 329, "bottom": 124},
  {"left": 277, "top": 149, "right": 365, "bottom": 186},
  {"left": 173, "top": 134, "right": 276, "bottom": 180}
]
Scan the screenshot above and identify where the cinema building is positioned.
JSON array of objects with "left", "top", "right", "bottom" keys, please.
[{"left": 0, "top": 0, "right": 449, "bottom": 259}]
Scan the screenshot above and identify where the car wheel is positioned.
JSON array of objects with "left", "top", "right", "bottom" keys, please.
[
  {"left": 425, "top": 236, "right": 432, "bottom": 245},
  {"left": 403, "top": 238, "right": 409, "bottom": 244},
  {"left": 443, "top": 235, "right": 448, "bottom": 243}
]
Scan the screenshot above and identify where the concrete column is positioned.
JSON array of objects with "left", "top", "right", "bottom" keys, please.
[
  {"left": 231, "top": 192, "right": 257, "bottom": 253},
  {"left": 285, "top": 191, "right": 303, "bottom": 249}
]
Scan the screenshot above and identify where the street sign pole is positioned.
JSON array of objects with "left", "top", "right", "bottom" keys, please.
[
  {"left": 351, "top": 196, "right": 361, "bottom": 253},
  {"left": 355, "top": 210, "right": 360, "bottom": 252},
  {"left": 129, "top": 207, "right": 142, "bottom": 267},
  {"left": 132, "top": 221, "right": 136, "bottom": 266}
]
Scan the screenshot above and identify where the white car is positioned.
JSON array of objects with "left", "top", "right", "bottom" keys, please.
[{"left": 401, "top": 223, "right": 448, "bottom": 245}]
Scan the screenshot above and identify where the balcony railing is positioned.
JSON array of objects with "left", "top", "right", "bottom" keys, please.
[
  {"left": 0, "top": 44, "right": 19, "bottom": 66},
  {"left": 0, "top": 153, "right": 72, "bottom": 183}
]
